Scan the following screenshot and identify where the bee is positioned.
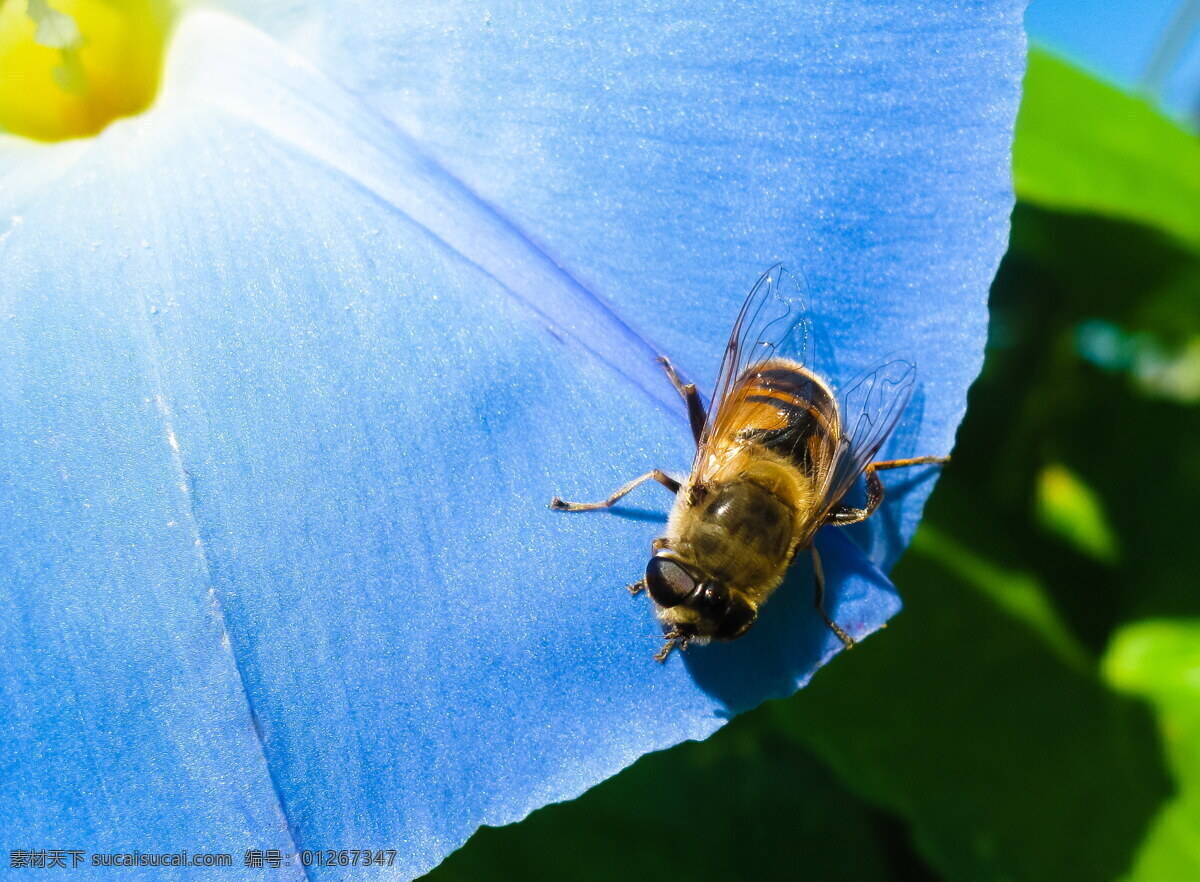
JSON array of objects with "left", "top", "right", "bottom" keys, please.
[{"left": 551, "top": 265, "right": 948, "bottom": 662}]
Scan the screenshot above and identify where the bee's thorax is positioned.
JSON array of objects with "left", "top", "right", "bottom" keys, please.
[{"left": 666, "top": 455, "right": 812, "bottom": 602}]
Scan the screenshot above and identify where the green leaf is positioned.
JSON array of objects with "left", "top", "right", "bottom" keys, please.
[
  {"left": 1014, "top": 49, "right": 1200, "bottom": 251},
  {"left": 780, "top": 534, "right": 1172, "bottom": 882},
  {"left": 989, "top": 207, "right": 1200, "bottom": 631},
  {"left": 1035, "top": 463, "right": 1121, "bottom": 564},
  {"left": 1105, "top": 621, "right": 1200, "bottom": 880}
]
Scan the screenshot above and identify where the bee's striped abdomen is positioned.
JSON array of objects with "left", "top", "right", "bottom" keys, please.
[{"left": 730, "top": 359, "right": 840, "bottom": 477}]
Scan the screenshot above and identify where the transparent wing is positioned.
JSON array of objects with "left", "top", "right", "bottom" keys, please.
[
  {"left": 697, "top": 264, "right": 814, "bottom": 455},
  {"left": 818, "top": 358, "right": 917, "bottom": 516}
]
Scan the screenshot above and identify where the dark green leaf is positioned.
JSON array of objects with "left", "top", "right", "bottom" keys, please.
[
  {"left": 421, "top": 708, "right": 898, "bottom": 882},
  {"left": 780, "top": 531, "right": 1172, "bottom": 882}
]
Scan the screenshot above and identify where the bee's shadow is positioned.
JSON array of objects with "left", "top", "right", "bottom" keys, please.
[
  {"left": 603, "top": 506, "right": 670, "bottom": 524},
  {"left": 680, "top": 528, "right": 900, "bottom": 716}
]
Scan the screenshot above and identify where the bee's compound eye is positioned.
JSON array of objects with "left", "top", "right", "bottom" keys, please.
[{"left": 645, "top": 557, "right": 695, "bottom": 608}]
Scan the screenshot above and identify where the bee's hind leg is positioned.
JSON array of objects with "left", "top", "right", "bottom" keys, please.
[
  {"left": 811, "top": 545, "right": 855, "bottom": 650},
  {"left": 550, "top": 470, "right": 680, "bottom": 512},
  {"left": 826, "top": 455, "right": 950, "bottom": 526},
  {"left": 656, "top": 356, "right": 707, "bottom": 445}
]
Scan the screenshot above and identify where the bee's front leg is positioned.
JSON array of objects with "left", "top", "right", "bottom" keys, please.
[
  {"left": 656, "top": 356, "right": 707, "bottom": 445},
  {"left": 654, "top": 628, "right": 690, "bottom": 663},
  {"left": 550, "top": 470, "right": 680, "bottom": 511}
]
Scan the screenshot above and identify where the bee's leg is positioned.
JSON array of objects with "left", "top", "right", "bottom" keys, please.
[
  {"left": 550, "top": 470, "right": 680, "bottom": 511},
  {"left": 656, "top": 356, "right": 707, "bottom": 445},
  {"left": 628, "top": 578, "right": 646, "bottom": 596},
  {"left": 654, "top": 636, "right": 677, "bottom": 663},
  {"left": 825, "top": 455, "right": 950, "bottom": 526},
  {"left": 654, "top": 628, "right": 689, "bottom": 663},
  {"left": 811, "top": 545, "right": 855, "bottom": 650}
]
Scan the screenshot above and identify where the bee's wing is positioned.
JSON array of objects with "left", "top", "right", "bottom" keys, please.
[
  {"left": 697, "top": 264, "right": 815, "bottom": 456},
  {"left": 818, "top": 357, "right": 917, "bottom": 516}
]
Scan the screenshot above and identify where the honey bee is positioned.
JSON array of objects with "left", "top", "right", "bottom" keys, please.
[{"left": 551, "top": 265, "right": 948, "bottom": 662}]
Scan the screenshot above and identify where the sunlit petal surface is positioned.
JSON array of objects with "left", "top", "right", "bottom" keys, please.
[
  {"left": 0, "top": 3, "right": 1023, "bottom": 877},
  {"left": 312, "top": 0, "right": 1024, "bottom": 569}
]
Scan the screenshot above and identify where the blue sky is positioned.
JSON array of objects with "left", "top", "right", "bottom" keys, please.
[{"left": 1027, "top": 0, "right": 1200, "bottom": 123}]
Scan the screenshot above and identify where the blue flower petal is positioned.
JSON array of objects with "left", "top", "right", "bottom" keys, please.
[
  {"left": 0, "top": 4, "right": 1022, "bottom": 878},
  {"left": 307, "top": 0, "right": 1024, "bottom": 568}
]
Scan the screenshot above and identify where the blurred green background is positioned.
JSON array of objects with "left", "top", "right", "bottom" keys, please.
[{"left": 421, "top": 42, "right": 1200, "bottom": 882}]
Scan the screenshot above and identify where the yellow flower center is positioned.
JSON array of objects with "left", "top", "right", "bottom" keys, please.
[{"left": 0, "top": 0, "right": 175, "bottom": 141}]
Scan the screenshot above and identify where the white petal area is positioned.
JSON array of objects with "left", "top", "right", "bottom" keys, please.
[
  {"left": 163, "top": 11, "right": 679, "bottom": 415},
  {"left": 0, "top": 136, "right": 90, "bottom": 215}
]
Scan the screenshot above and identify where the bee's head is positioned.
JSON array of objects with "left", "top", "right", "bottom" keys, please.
[{"left": 644, "top": 551, "right": 757, "bottom": 642}]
